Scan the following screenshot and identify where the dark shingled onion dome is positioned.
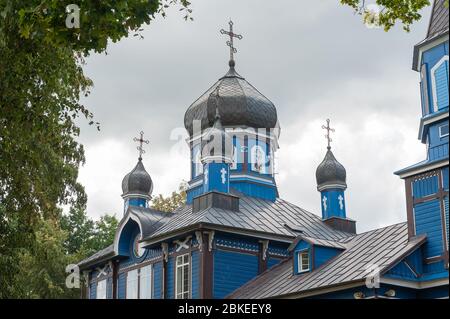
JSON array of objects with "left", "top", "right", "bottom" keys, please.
[
  {"left": 184, "top": 60, "right": 279, "bottom": 136},
  {"left": 315, "top": 147, "right": 347, "bottom": 191},
  {"left": 121, "top": 159, "right": 153, "bottom": 199}
]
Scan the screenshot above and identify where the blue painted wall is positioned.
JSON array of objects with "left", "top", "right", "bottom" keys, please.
[
  {"left": 213, "top": 250, "right": 258, "bottom": 299},
  {"left": 117, "top": 272, "right": 126, "bottom": 299},
  {"left": 420, "top": 41, "right": 449, "bottom": 115},
  {"left": 412, "top": 175, "right": 439, "bottom": 198},
  {"left": 320, "top": 189, "right": 346, "bottom": 219},
  {"left": 414, "top": 199, "right": 443, "bottom": 258},
  {"left": 106, "top": 277, "right": 113, "bottom": 299},
  {"left": 427, "top": 120, "right": 449, "bottom": 161},
  {"left": 166, "top": 257, "right": 175, "bottom": 299},
  {"left": 153, "top": 261, "right": 163, "bottom": 299},
  {"left": 314, "top": 246, "right": 342, "bottom": 269},
  {"left": 192, "top": 251, "right": 200, "bottom": 299},
  {"left": 89, "top": 282, "right": 97, "bottom": 299},
  {"left": 203, "top": 162, "right": 230, "bottom": 194}
]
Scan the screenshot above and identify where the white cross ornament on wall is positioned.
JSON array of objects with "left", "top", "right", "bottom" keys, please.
[
  {"left": 338, "top": 195, "right": 344, "bottom": 210},
  {"left": 220, "top": 167, "right": 227, "bottom": 184},
  {"left": 322, "top": 196, "right": 328, "bottom": 211},
  {"left": 204, "top": 168, "right": 209, "bottom": 185}
]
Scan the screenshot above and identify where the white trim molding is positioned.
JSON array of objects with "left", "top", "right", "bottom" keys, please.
[{"left": 430, "top": 55, "right": 449, "bottom": 112}]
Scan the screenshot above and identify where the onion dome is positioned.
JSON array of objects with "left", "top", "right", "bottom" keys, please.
[
  {"left": 201, "top": 95, "right": 234, "bottom": 164},
  {"left": 184, "top": 60, "right": 278, "bottom": 136},
  {"left": 121, "top": 159, "right": 153, "bottom": 199},
  {"left": 315, "top": 147, "right": 347, "bottom": 191}
]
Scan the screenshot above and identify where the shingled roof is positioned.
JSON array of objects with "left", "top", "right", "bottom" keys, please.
[
  {"left": 227, "top": 222, "right": 427, "bottom": 299},
  {"left": 142, "top": 192, "right": 353, "bottom": 244},
  {"left": 79, "top": 192, "right": 353, "bottom": 268},
  {"left": 427, "top": 0, "right": 449, "bottom": 39}
]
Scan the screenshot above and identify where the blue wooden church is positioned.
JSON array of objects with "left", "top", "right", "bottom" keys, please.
[{"left": 78, "top": 2, "right": 449, "bottom": 299}]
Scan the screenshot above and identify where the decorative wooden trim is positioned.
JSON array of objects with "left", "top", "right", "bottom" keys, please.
[
  {"left": 258, "top": 240, "right": 269, "bottom": 274},
  {"left": 437, "top": 169, "right": 449, "bottom": 268},
  {"left": 112, "top": 260, "right": 118, "bottom": 299},
  {"left": 405, "top": 177, "right": 415, "bottom": 239},
  {"left": 200, "top": 232, "right": 213, "bottom": 299}
]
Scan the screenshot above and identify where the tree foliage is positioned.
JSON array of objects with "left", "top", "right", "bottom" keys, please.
[
  {"left": 0, "top": 0, "right": 190, "bottom": 298},
  {"left": 151, "top": 183, "right": 187, "bottom": 213},
  {"left": 340, "top": 0, "right": 433, "bottom": 31}
]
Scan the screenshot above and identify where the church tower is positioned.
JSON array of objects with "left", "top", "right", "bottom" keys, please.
[
  {"left": 395, "top": 0, "right": 448, "bottom": 272},
  {"left": 201, "top": 94, "right": 234, "bottom": 194},
  {"left": 184, "top": 21, "right": 280, "bottom": 203},
  {"left": 315, "top": 119, "right": 355, "bottom": 233},
  {"left": 121, "top": 132, "right": 153, "bottom": 213}
]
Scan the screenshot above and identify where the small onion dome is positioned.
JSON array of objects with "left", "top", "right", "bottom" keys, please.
[
  {"left": 201, "top": 106, "right": 234, "bottom": 164},
  {"left": 315, "top": 148, "right": 347, "bottom": 191},
  {"left": 121, "top": 159, "right": 153, "bottom": 199},
  {"left": 184, "top": 61, "right": 278, "bottom": 136}
]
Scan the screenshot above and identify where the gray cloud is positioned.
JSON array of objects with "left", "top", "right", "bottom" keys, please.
[{"left": 77, "top": 0, "right": 431, "bottom": 232}]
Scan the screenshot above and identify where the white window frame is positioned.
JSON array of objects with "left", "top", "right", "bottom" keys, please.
[
  {"left": 175, "top": 254, "right": 190, "bottom": 299},
  {"left": 96, "top": 279, "right": 107, "bottom": 299},
  {"left": 439, "top": 123, "right": 449, "bottom": 138},
  {"left": 430, "top": 55, "right": 449, "bottom": 112},
  {"left": 126, "top": 269, "right": 138, "bottom": 299},
  {"left": 139, "top": 264, "right": 152, "bottom": 299},
  {"left": 297, "top": 250, "right": 310, "bottom": 273}
]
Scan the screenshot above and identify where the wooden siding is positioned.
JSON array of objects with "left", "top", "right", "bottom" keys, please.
[
  {"left": 412, "top": 175, "right": 438, "bottom": 199},
  {"left": 414, "top": 199, "right": 443, "bottom": 258},
  {"left": 117, "top": 272, "right": 126, "bottom": 299},
  {"left": 191, "top": 251, "right": 200, "bottom": 299},
  {"left": 153, "top": 261, "right": 163, "bottom": 299},
  {"left": 213, "top": 250, "right": 258, "bottom": 299}
]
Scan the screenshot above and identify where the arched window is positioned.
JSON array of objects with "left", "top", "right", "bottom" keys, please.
[
  {"left": 231, "top": 146, "right": 237, "bottom": 170},
  {"left": 192, "top": 144, "right": 203, "bottom": 177},
  {"left": 431, "top": 56, "right": 449, "bottom": 112},
  {"left": 250, "top": 145, "right": 266, "bottom": 174}
]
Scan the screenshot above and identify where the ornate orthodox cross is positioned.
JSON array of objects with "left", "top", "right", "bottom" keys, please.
[
  {"left": 220, "top": 20, "right": 243, "bottom": 62},
  {"left": 133, "top": 131, "right": 149, "bottom": 160},
  {"left": 322, "top": 119, "right": 335, "bottom": 149}
]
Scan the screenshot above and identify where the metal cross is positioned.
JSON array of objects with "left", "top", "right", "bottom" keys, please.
[
  {"left": 133, "top": 131, "right": 149, "bottom": 160},
  {"left": 321, "top": 119, "right": 335, "bottom": 149},
  {"left": 220, "top": 20, "right": 243, "bottom": 62}
]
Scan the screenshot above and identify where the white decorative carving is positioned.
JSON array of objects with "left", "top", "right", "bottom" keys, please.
[
  {"left": 208, "top": 231, "right": 215, "bottom": 252},
  {"left": 220, "top": 167, "right": 227, "bottom": 184},
  {"left": 259, "top": 240, "right": 269, "bottom": 261},
  {"left": 174, "top": 236, "right": 192, "bottom": 252},
  {"left": 338, "top": 194, "right": 344, "bottom": 210},
  {"left": 195, "top": 231, "right": 203, "bottom": 252},
  {"left": 204, "top": 168, "right": 209, "bottom": 185},
  {"left": 322, "top": 196, "right": 328, "bottom": 211},
  {"left": 161, "top": 242, "right": 169, "bottom": 262}
]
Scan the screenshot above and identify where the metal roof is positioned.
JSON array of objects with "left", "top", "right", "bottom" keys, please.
[
  {"left": 143, "top": 192, "right": 353, "bottom": 243},
  {"left": 227, "top": 223, "right": 427, "bottom": 299},
  {"left": 427, "top": 0, "right": 449, "bottom": 39}
]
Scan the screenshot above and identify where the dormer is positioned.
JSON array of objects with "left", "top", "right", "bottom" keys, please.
[{"left": 288, "top": 235, "right": 347, "bottom": 275}]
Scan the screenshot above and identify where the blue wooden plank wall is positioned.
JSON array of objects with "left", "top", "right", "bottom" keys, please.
[
  {"left": 153, "top": 261, "right": 163, "bottom": 299},
  {"left": 89, "top": 282, "right": 97, "bottom": 299},
  {"left": 414, "top": 199, "right": 443, "bottom": 258},
  {"left": 166, "top": 257, "right": 175, "bottom": 299},
  {"left": 117, "top": 272, "right": 126, "bottom": 299},
  {"left": 213, "top": 250, "right": 258, "bottom": 299},
  {"left": 191, "top": 251, "right": 200, "bottom": 299},
  {"left": 412, "top": 175, "right": 438, "bottom": 198}
]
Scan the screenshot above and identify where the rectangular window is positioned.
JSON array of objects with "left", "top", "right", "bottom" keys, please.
[
  {"left": 439, "top": 124, "right": 449, "bottom": 138},
  {"left": 126, "top": 269, "right": 138, "bottom": 299},
  {"left": 175, "top": 254, "right": 190, "bottom": 299},
  {"left": 139, "top": 265, "right": 152, "bottom": 299},
  {"left": 297, "top": 251, "right": 310, "bottom": 273},
  {"left": 96, "top": 279, "right": 107, "bottom": 299}
]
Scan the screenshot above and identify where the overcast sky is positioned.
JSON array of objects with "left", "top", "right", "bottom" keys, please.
[{"left": 77, "top": 0, "right": 431, "bottom": 232}]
